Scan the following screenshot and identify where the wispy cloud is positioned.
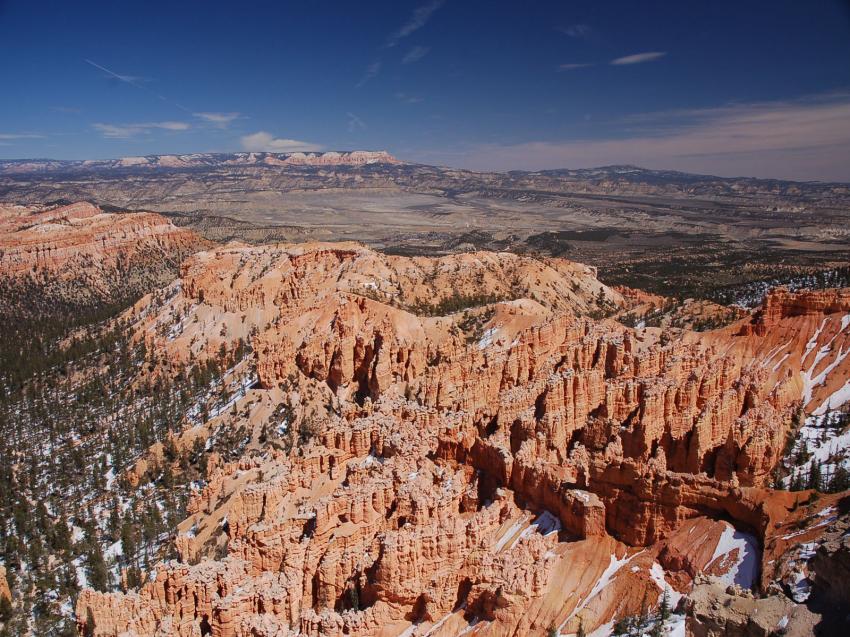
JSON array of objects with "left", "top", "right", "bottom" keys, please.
[
  {"left": 347, "top": 112, "right": 366, "bottom": 132},
  {"left": 413, "top": 93, "right": 850, "bottom": 181},
  {"left": 93, "top": 121, "right": 190, "bottom": 139},
  {"left": 50, "top": 106, "right": 81, "bottom": 114},
  {"left": 0, "top": 133, "right": 44, "bottom": 140},
  {"left": 84, "top": 59, "right": 191, "bottom": 113},
  {"left": 395, "top": 92, "right": 424, "bottom": 104},
  {"left": 240, "top": 131, "right": 323, "bottom": 153},
  {"left": 111, "top": 72, "right": 149, "bottom": 83},
  {"left": 360, "top": 2, "right": 443, "bottom": 87},
  {"left": 85, "top": 59, "right": 151, "bottom": 88},
  {"left": 558, "top": 63, "right": 593, "bottom": 71},
  {"left": 356, "top": 61, "right": 382, "bottom": 88},
  {"left": 402, "top": 45, "right": 431, "bottom": 64},
  {"left": 386, "top": 0, "right": 445, "bottom": 48},
  {"left": 193, "top": 112, "right": 241, "bottom": 128},
  {"left": 558, "top": 24, "right": 591, "bottom": 38},
  {"left": 610, "top": 51, "right": 667, "bottom": 66}
]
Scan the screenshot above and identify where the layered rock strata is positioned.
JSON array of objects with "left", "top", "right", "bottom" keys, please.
[
  {"left": 75, "top": 244, "right": 850, "bottom": 636},
  {"left": 0, "top": 201, "right": 207, "bottom": 315}
]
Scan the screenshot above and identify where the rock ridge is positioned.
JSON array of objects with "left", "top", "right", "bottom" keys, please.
[{"left": 73, "top": 244, "right": 850, "bottom": 636}]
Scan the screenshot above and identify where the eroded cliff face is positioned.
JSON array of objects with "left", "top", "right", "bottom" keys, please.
[
  {"left": 0, "top": 201, "right": 208, "bottom": 316},
  {"left": 74, "top": 244, "right": 850, "bottom": 636}
]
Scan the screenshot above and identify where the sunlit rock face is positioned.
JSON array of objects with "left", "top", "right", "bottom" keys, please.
[
  {"left": 0, "top": 201, "right": 208, "bottom": 315},
  {"left": 74, "top": 242, "right": 850, "bottom": 636}
]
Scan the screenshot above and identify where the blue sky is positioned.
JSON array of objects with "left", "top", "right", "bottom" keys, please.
[{"left": 1, "top": 0, "right": 850, "bottom": 180}]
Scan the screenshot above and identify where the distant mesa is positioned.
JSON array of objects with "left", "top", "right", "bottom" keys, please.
[{"left": 0, "top": 150, "right": 402, "bottom": 174}]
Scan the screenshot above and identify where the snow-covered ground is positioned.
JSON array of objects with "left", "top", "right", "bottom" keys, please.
[
  {"left": 814, "top": 379, "right": 850, "bottom": 415},
  {"left": 185, "top": 356, "right": 257, "bottom": 424},
  {"left": 509, "top": 510, "right": 562, "bottom": 549},
  {"left": 478, "top": 326, "right": 498, "bottom": 350},
  {"left": 778, "top": 505, "right": 838, "bottom": 602},
  {"left": 781, "top": 412, "right": 850, "bottom": 489},
  {"left": 714, "top": 268, "right": 850, "bottom": 309},
  {"left": 557, "top": 551, "right": 642, "bottom": 633},
  {"left": 706, "top": 523, "right": 759, "bottom": 589},
  {"left": 800, "top": 316, "right": 845, "bottom": 405}
]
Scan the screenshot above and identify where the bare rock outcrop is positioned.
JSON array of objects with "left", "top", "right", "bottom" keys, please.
[
  {"left": 685, "top": 575, "right": 819, "bottom": 637},
  {"left": 0, "top": 151, "right": 401, "bottom": 174},
  {"left": 0, "top": 201, "right": 208, "bottom": 316},
  {"left": 73, "top": 244, "right": 850, "bottom": 636}
]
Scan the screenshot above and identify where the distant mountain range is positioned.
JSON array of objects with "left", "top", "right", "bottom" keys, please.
[
  {"left": 0, "top": 150, "right": 400, "bottom": 174},
  {"left": 2, "top": 153, "right": 849, "bottom": 190}
]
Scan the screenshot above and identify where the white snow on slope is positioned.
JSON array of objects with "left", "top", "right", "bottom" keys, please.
[
  {"left": 649, "top": 562, "right": 682, "bottom": 607},
  {"left": 800, "top": 314, "right": 850, "bottom": 407},
  {"left": 510, "top": 511, "right": 562, "bottom": 549},
  {"left": 707, "top": 523, "right": 759, "bottom": 589},
  {"left": 782, "top": 412, "right": 850, "bottom": 489},
  {"left": 494, "top": 514, "right": 529, "bottom": 552},
  {"left": 558, "top": 551, "right": 641, "bottom": 633},
  {"left": 814, "top": 379, "right": 850, "bottom": 415},
  {"left": 771, "top": 353, "right": 791, "bottom": 373},
  {"left": 763, "top": 339, "right": 792, "bottom": 368},
  {"left": 478, "top": 327, "right": 498, "bottom": 350}
]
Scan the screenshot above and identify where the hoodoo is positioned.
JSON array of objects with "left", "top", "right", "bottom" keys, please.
[{"left": 67, "top": 243, "right": 850, "bottom": 636}]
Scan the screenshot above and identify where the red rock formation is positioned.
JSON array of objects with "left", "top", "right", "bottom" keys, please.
[
  {"left": 74, "top": 244, "right": 850, "bottom": 636},
  {"left": 747, "top": 287, "right": 850, "bottom": 336},
  {"left": 0, "top": 565, "right": 10, "bottom": 602},
  {"left": 0, "top": 202, "right": 208, "bottom": 318},
  {"left": 0, "top": 202, "right": 204, "bottom": 277}
]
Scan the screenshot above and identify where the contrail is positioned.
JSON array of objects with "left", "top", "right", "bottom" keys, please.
[{"left": 84, "top": 58, "right": 191, "bottom": 113}]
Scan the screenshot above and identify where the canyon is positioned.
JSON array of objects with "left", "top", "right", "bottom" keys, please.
[
  {"left": 49, "top": 233, "right": 847, "bottom": 636},
  {"left": 3, "top": 0, "right": 849, "bottom": 633},
  {"left": 0, "top": 194, "right": 848, "bottom": 637}
]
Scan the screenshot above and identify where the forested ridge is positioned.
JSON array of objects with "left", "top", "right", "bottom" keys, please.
[{"left": 0, "top": 285, "right": 249, "bottom": 635}]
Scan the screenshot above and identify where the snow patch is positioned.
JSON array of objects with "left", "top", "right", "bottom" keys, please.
[
  {"left": 813, "top": 378, "right": 850, "bottom": 415},
  {"left": 494, "top": 514, "right": 529, "bottom": 552},
  {"left": 707, "top": 523, "right": 759, "bottom": 589},
  {"left": 478, "top": 327, "right": 498, "bottom": 350},
  {"left": 559, "top": 551, "right": 641, "bottom": 631},
  {"left": 649, "top": 562, "right": 682, "bottom": 607},
  {"left": 509, "top": 511, "right": 561, "bottom": 548}
]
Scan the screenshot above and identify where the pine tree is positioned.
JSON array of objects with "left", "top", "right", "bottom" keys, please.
[
  {"left": 612, "top": 617, "right": 630, "bottom": 636},
  {"left": 829, "top": 466, "right": 850, "bottom": 493},
  {"left": 809, "top": 462, "right": 822, "bottom": 491},
  {"left": 52, "top": 513, "right": 72, "bottom": 553},
  {"left": 120, "top": 520, "right": 137, "bottom": 563},
  {"left": 87, "top": 544, "right": 109, "bottom": 592},
  {"left": 790, "top": 469, "right": 804, "bottom": 492},
  {"left": 0, "top": 595, "right": 12, "bottom": 622},
  {"left": 659, "top": 587, "right": 671, "bottom": 622},
  {"left": 60, "top": 563, "right": 78, "bottom": 595},
  {"left": 108, "top": 503, "right": 121, "bottom": 542},
  {"left": 638, "top": 590, "right": 649, "bottom": 631}
]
